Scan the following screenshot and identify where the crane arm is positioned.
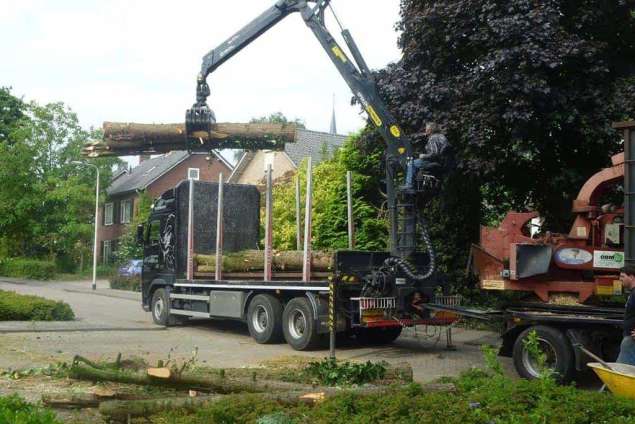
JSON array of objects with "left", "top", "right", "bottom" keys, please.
[{"left": 186, "top": 0, "right": 430, "bottom": 261}]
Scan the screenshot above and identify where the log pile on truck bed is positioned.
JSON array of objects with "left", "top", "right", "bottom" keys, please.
[
  {"left": 81, "top": 121, "right": 299, "bottom": 157},
  {"left": 194, "top": 250, "right": 334, "bottom": 273}
]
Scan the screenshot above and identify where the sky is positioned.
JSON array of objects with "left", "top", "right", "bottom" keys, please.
[{"left": 0, "top": 0, "right": 403, "bottom": 165}]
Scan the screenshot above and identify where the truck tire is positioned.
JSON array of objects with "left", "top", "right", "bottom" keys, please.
[
  {"left": 513, "top": 325, "right": 574, "bottom": 383},
  {"left": 246, "top": 294, "right": 283, "bottom": 344},
  {"left": 282, "top": 297, "right": 322, "bottom": 351},
  {"left": 151, "top": 288, "right": 184, "bottom": 326},
  {"left": 357, "top": 326, "right": 403, "bottom": 345}
]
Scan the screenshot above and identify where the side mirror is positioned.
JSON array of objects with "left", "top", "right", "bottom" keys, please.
[{"left": 136, "top": 224, "right": 145, "bottom": 245}]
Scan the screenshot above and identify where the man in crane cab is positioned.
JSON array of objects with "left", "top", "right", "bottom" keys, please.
[
  {"left": 404, "top": 122, "right": 450, "bottom": 190},
  {"left": 618, "top": 266, "right": 635, "bottom": 365}
]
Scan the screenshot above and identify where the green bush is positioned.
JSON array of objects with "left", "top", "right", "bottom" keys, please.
[
  {"left": 0, "top": 290, "right": 74, "bottom": 321},
  {"left": 109, "top": 275, "right": 141, "bottom": 292},
  {"left": 0, "top": 394, "right": 61, "bottom": 424},
  {"left": 0, "top": 258, "right": 56, "bottom": 280},
  {"left": 303, "top": 358, "right": 387, "bottom": 386}
]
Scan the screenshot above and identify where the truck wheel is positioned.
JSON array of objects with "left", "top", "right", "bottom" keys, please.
[
  {"left": 282, "top": 297, "right": 322, "bottom": 351},
  {"left": 246, "top": 294, "right": 283, "bottom": 344},
  {"left": 357, "top": 327, "right": 403, "bottom": 345},
  {"left": 151, "top": 288, "right": 185, "bottom": 326},
  {"left": 513, "top": 325, "right": 574, "bottom": 383}
]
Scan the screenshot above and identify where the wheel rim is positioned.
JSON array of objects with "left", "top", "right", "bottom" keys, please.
[
  {"left": 288, "top": 308, "right": 307, "bottom": 340},
  {"left": 251, "top": 305, "right": 269, "bottom": 333},
  {"left": 154, "top": 297, "right": 164, "bottom": 320},
  {"left": 521, "top": 337, "right": 558, "bottom": 378}
]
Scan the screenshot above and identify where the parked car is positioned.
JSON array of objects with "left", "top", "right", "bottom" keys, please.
[{"left": 118, "top": 259, "right": 142, "bottom": 277}]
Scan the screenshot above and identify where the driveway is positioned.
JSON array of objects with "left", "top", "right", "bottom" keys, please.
[{"left": 0, "top": 278, "right": 506, "bottom": 383}]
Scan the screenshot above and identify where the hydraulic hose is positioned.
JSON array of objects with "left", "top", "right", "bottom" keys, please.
[{"left": 384, "top": 215, "right": 436, "bottom": 282}]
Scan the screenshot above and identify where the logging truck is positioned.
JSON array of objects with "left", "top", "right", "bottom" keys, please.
[{"left": 137, "top": 175, "right": 452, "bottom": 351}]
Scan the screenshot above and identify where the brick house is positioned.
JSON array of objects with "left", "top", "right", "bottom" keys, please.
[
  {"left": 97, "top": 151, "right": 232, "bottom": 263},
  {"left": 228, "top": 129, "right": 347, "bottom": 185}
]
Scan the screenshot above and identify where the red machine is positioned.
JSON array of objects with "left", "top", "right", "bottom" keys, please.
[{"left": 472, "top": 153, "right": 626, "bottom": 303}]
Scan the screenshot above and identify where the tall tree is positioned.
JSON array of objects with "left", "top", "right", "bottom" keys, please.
[
  {"left": 0, "top": 88, "right": 122, "bottom": 269},
  {"left": 355, "top": 0, "right": 635, "bottom": 285}
]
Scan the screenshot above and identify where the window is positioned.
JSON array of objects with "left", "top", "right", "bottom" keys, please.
[
  {"left": 188, "top": 168, "right": 200, "bottom": 180},
  {"left": 104, "top": 203, "right": 114, "bottom": 226},
  {"left": 103, "top": 240, "right": 112, "bottom": 264},
  {"left": 120, "top": 199, "right": 132, "bottom": 224}
]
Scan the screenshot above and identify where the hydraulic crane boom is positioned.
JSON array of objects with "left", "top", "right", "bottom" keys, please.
[{"left": 186, "top": 0, "right": 434, "bottom": 277}]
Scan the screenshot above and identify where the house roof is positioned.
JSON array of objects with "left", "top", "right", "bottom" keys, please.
[
  {"left": 284, "top": 129, "right": 347, "bottom": 167},
  {"left": 106, "top": 151, "right": 231, "bottom": 196},
  {"left": 228, "top": 129, "right": 347, "bottom": 182}
]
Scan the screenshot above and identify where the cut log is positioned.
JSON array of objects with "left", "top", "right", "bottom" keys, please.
[
  {"left": 194, "top": 250, "right": 334, "bottom": 273},
  {"left": 42, "top": 393, "right": 100, "bottom": 409},
  {"left": 69, "top": 363, "right": 321, "bottom": 394},
  {"left": 99, "top": 394, "right": 224, "bottom": 422},
  {"left": 81, "top": 121, "right": 299, "bottom": 157},
  {"left": 99, "top": 388, "right": 390, "bottom": 422},
  {"left": 147, "top": 367, "right": 171, "bottom": 379}
]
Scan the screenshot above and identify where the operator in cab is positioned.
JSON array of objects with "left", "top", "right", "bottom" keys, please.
[
  {"left": 404, "top": 122, "right": 450, "bottom": 190},
  {"left": 618, "top": 266, "right": 635, "bottom": 365}
]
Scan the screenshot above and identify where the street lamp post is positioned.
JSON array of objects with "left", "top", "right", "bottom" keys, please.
[{"left": 72, "top": 161, "right": 99, "bottom": 290}]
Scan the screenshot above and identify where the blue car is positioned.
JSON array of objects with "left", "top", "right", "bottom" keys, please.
[{"left": 118, "top": 259, "right": 142, "bottom": 277}]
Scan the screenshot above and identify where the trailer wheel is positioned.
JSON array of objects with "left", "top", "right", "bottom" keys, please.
[
  {"left": 513, "top": 325, "right": 574, "bottom": 382},
  {"left": 151, "top": 288, "right": 184, "bottom": 326},
  {"left": 246, "top": 294, "right": 283, "bottom": 344},
  {"left": 282, "top": 297, "right": 322, "bottom": 351},
  {"left": 357, "top": 327, "right": 403, "bottom": 345}
]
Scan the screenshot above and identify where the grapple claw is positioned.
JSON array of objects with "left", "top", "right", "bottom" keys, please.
[{"left": 185, "top": 105, "right": 216, "bottom": 135}]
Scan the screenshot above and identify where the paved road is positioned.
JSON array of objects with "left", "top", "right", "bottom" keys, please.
[{"left": 0, "top": 278, "right": 507, "bottom": 382}]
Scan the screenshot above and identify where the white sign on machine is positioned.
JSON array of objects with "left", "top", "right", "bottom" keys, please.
[{"left": 593, "top": 250, "right": 624, "bottom": 269}]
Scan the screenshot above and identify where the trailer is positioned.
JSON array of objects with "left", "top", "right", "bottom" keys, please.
[
  {"left": 425, "top": 301, "right": 623, "bottom": 382},
  {"left": 138, "top": 163, "right": 454, "bottom": 351}
]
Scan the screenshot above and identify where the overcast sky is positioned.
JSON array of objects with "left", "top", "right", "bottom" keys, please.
[{"left": 1, "top": 0, "right": 402, "bottom": 150}]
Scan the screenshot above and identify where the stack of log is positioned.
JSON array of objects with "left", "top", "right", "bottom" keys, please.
[
  {"left": 81, "top": 121, "right": 299, "bottom": 158},
  {"left": 194, "top": 250, "right": 334, "bottom": 273},
  {"left": 52, "top": 355, "right": 421, "bottom": 423}
]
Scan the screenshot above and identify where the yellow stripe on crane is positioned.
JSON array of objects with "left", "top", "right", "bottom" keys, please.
[{"left": 366, "top": 105, "right": 382, "bottom": 127}]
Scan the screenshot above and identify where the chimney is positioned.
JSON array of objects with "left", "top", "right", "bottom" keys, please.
[{"left": 139, "top": 154, "right": 150, "bottom": 163}]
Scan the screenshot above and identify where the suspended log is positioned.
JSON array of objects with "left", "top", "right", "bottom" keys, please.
[
  {"left": 81, "top": 121, "right": 298, "bottom": 157},
  {"left": 194, "top": 250, "right": 334, "bottom": 273}
]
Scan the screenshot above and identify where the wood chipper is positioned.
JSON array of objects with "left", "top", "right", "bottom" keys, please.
[{"left": 472, "top": 150, "right": 628, "bottom": 304}]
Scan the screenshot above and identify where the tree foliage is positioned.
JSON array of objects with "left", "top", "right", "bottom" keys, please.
[
  {"left": 114, "top": 190, "right": 153, "bottom": 264},
  {"left": 351, "top": 0, "right": 635, "bottom": 286},
  {"left": 379, "top": 0, "right": 635, "bottom": 227},
  {"left": 0, "top": 87, "right": 122, "bottom": 270},
  {"left": 269, "top": 133, "right": 388, "bottom": 252}
]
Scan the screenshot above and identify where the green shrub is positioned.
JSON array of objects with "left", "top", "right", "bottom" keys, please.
[
  {"left": 0, "top": 290, "right": 74, "bottom": 321},
  {"left": 0, "top": 394, "right": 61, "bottom": 424},
  {"left": 0, "top": 258, "right": 56, "bottom": 280},
  {"left": 303, "top": 358, "right": 387, "bottom": 386},
  {"left": 109, "top": 275, "right": 141, "bottom": 292}
]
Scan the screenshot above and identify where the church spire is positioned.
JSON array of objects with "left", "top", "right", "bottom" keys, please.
[{"left": 329, "top": 94, "right": 337, "bottom": 135}]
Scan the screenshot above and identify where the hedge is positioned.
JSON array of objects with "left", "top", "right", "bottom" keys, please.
[
  {"left": 109, "top": 275, "right": 141, "bottom": 292},
  {"left": 0, "top": 290, "right": 75, "bottom": 321},
  {"left": 0, "top": 258, "right": 56, "bottom": 280}
]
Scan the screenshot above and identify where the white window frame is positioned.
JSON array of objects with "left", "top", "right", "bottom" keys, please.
[
  {"left": 104, "top": 202, "right": 114, "bottom": 226},
  {"left": 103, "top": 240, "right": 112, "bottom": 264},
  {"left": 188, "top": 168, "right": 200, "bottom": 181},
  {"left": 120, "top": 199, "right": 132, "bottom": 224}
]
